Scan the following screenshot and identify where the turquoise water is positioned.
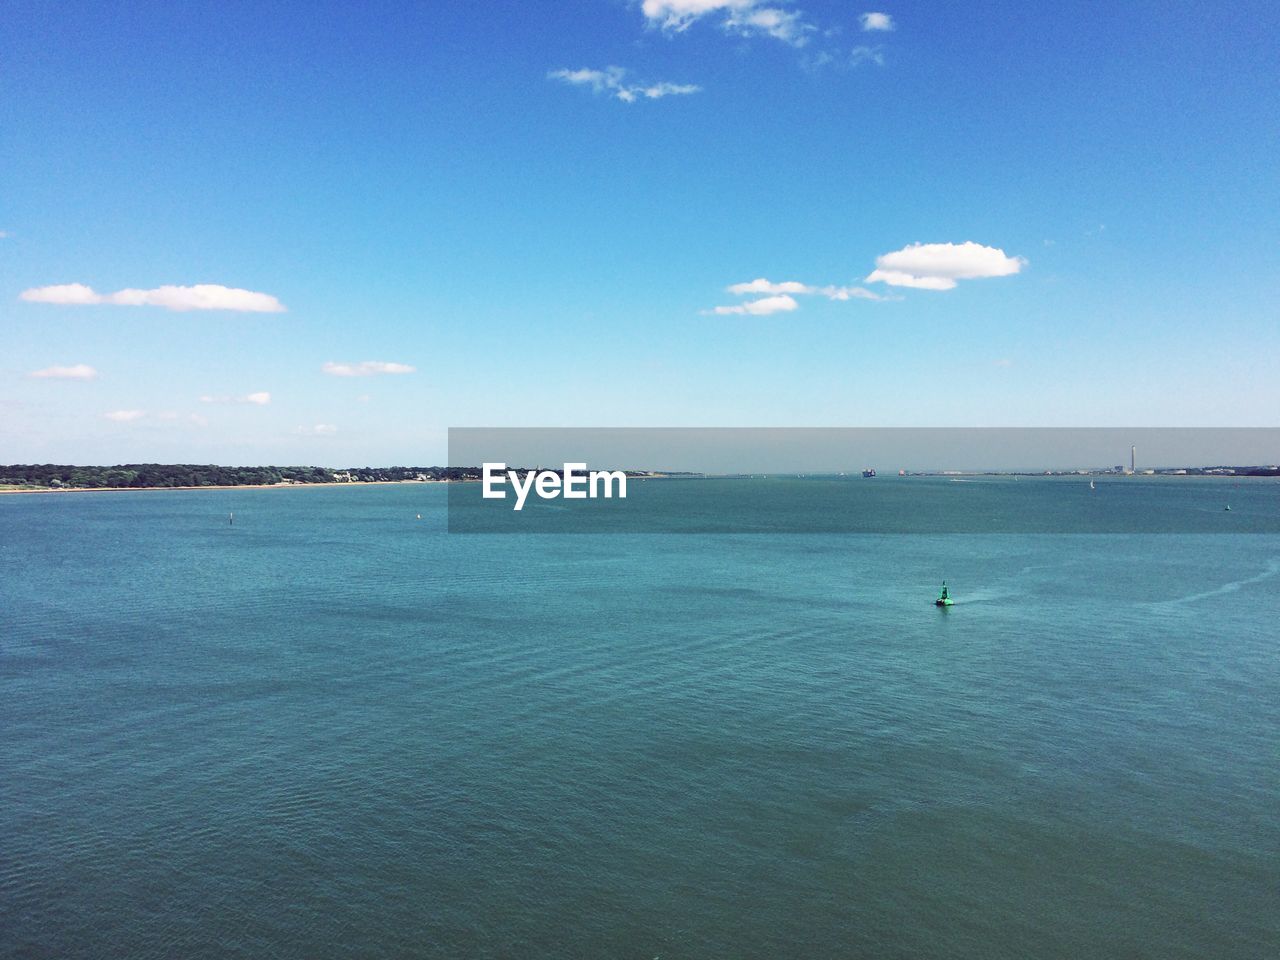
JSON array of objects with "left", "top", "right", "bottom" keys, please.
[{"left": 2, "top": 483, "right": 1278, "bottom": 958}]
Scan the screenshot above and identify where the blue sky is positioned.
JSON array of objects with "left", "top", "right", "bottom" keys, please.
[{"left": 3, "top": 0, "right": 1277, "bottom": 465}]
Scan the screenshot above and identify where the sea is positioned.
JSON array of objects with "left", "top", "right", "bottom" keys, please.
[{"left": 2, "top": 479, "right": 1278, "bottom": 959}]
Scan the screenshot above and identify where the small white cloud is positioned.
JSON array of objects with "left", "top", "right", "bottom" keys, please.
[
  {"left": 104, "top": 409, "right": 145, "bottom": 422},
  {"left": 199, "top": 391, "right": 273, "bottom": 405},
  {"left": 800, "top": 50, "right": 836, "bottom": 71},
  {"left": 642, "top": 0, "right": 813, "bottom": 45},
  {"left": 865, "top": 242, "right": 1026, "bottom": 290},
  {"left": 723, "top": 278, "right": 887, "bottom": 303},
  {"left": 860, "top": 12, "right": 894, "bottom": 31},
  {"left": 724, "top": 6, "right": 813, "bottom": 46},
  {"left": 21, "top": 282, "right": 100, "bottom": 305},
  {"left": 727, "top": 278, "right": 814, "bottom": 295},
  {"left": 19, "top": 283, "right": 286, "bottom": 313},
  {"left": 993, "top": 358, "right": 1013, "bottom": 368},
  {"left": 322, "top": 360, "right": 416, "bottom": 377},
  {"left": 863, "top": 269, "right": 957, "bottom": 290},
  {"left": 29, "top": 363, "right": 98, "bottom": 380},
  {"left": 548, "top": 66, "right": 700, "bottom": 103},
  {"left": 643, "top": 0, "right": 753, "bottom": 32},
  {"left": 189, "top": 413, "right": 209, "bottom": 427},
  {"left": 707, "top": 294, "right": 800, "bottom": 316},
  {"left": 850, "top": 45, "right": 885, "bottom": 66},
  {"left": 817, "top": 284, "right": 885, "bottom": 301},
  {"left": 297, "top": 423, "right": 338, "bottom": 436}
]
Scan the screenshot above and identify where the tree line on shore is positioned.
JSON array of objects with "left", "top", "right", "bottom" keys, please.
[{"left": 0, "top": 464, "right": 484, "bottom": 489}]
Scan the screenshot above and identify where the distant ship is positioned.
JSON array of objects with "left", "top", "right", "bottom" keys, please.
[{"left": 862, "top": 468, "right": 876, "bottom": 478}]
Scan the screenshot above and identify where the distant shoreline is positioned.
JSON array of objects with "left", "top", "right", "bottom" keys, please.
[
  {"left": 0, "top": 479, "right": 459, "bottom": 496},
  {"left": 3, "top": 471, "right": 1274, "bottom": 497}
]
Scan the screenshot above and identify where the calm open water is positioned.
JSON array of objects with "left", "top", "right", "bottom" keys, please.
[{"left": 2, "top": 480, "right": 1278, "bottom": 959}]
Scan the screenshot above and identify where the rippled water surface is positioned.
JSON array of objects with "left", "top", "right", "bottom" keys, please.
[{"left": 2, "top": 483, "right": 1278, "bottom": 958}]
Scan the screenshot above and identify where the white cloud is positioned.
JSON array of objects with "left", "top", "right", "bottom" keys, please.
[
  {"left": 19, "top": 283, "right": 286, "bottom": 313},
  {"left": 860, "top": 12, "right": 894, "bottom": 31},
  {"left": 850, "top": 45, "right": 885, "bottom": 66},
  {"left": 297, "top": 424, "right": 338, "bottom": 436},
  {"left": 642, "top": 0, "right": 813, "bottom": 46},
  {"left": 993, "top": 358, "right": 1013, "bottom": 368},
  {"left": 548, "top": 66, "right": 701, "bottom": 103},
  {"left": 707, "top": 294, "right": 800, "bottom": 316},
  {"left": 863, "top": 269, "right": 957, "bottom": 290},
  {"left": 322, "top": 361, "right": 416, "bottom": 377},
  {"left": 724, "top": 277, "right": 886, "bottom": 302},
  {"left": 724, "top": 6, "right": 813, "bottom": 45},
  {"left": 727, "top": 278, "right": 813, "bottom": 295},
  {"left": 29, "top": 363, "right": 98, "bottom": 380},
  {"left": 642, "top": 0, "right": 752, "bottom": 32},
  {"left": 818, "top": 284, "right": 884, "bottom": 301},
  {"left": 199, "top": 391, "right": 273, "bottom": 405},
  {"left": 104, "top": 409, "right": 145, "bottom": 422},
  {"left": 21, "top": 283, "right": 100, "bottom": 305},
  {"left": 865, "top": 242, "right": 1026, "bottom": 290}
]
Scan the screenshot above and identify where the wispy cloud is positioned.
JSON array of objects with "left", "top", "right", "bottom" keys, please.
[
  {"left": 104, "top": 409, "right": 145, "bottom": 422},
  {"left": 724, "top": 6, "right": 813, "bottom": 45},
  {"left": 322, "top": 361, "right": 415, "bottom": 377},
  {"left": 199, "top": 391, "right": 272, "bottom": 405},
  {"left": 850, "top": 45, "right": 885, "bottom": 66},
  {"left": 548, "top": 66, "right": 701, "bottom": 103},
  {"left": 642, "top": 0, "right": 814, "bottom": 47},
  {"left": 19, "top": 283, "right": 286, "bottom": 313},
  {"left": 859, "top": 11, "right": 894, "bottom": 31},
  {"left": 726, "top": 278, "right": 885, "bottom": 301},
  {"left": 706, "top": 294, "right": 800, "bottom": 316},
  {"left": 29, "top": 363, "right": 98, "bottom": 380},
  {"left": 865, "top": 242, "right": 1026, "bottom": 290},
  {"left": 157, "top": 411, "right": 213, "bottom": 425},
  {"left": 707, "top": 277, "right": 887, "bottom": 314},
  {"left": 297, "top": 423, "right": 338, "bottom": 437},
  {"left": 643, "top": 0, "right": 756, "bottom": 32}
]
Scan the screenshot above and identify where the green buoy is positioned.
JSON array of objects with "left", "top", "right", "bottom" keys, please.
[{"left": 935, "top": 581, "right": 953, "bottom": 607}]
